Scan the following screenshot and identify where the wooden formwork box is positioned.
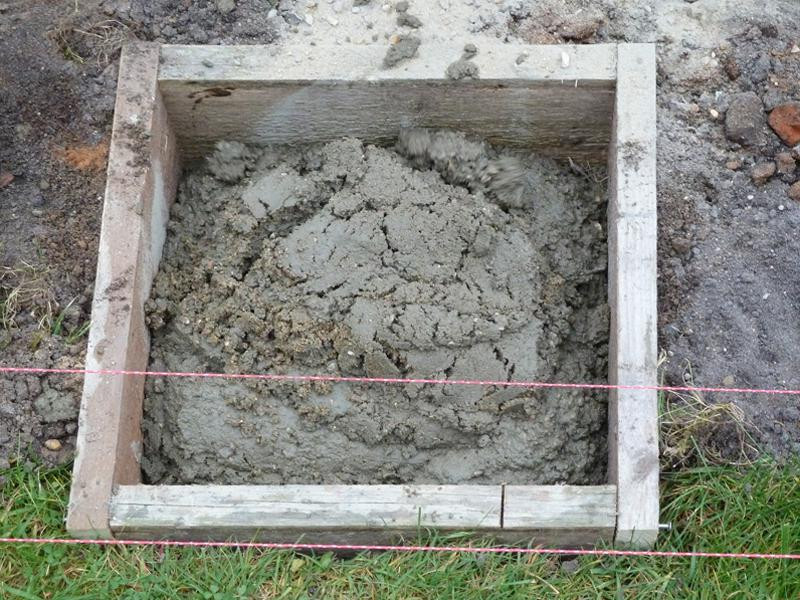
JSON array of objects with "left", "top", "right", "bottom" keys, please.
[{"left": 67, "top": 41, "right": 659, "bottom": 548}]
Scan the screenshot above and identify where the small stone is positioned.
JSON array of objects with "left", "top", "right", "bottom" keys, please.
[
  {"left": 202, "top": 59, "right": 214, "bottom": 68},
  {"left": 788, "top": 181, "right": 800, "bottom": 201},
  {"left": 304, "top": 13, "right": 314, "bottom": 25},
  {"left": 671, "top": 237, "right": 692, "bottom": 255},
  {"left": 446, "top": 58, "right": 479, "bottom": 80},
  {"left": 267, "top": 8, "right": 278, "bottom": 18},
  {"left": 463, "top": 43, "right": 478, "bottom": 59},
  {"left": 561, "top": 559, "right": 580, "bottom": 574},
  {"left": 190, "top": 26, "right": 209, "bottom": 42},
  {"left": 750, "top": 52, "right": 771, "bottom": 83},
  {"left": 395, "top": 0, "right": 408, "bottom": 11},
  {"left": 353, "top": 0, "right": 371, "bottom": 4},
  {"left": 722, "top": 375, "right": 735, "bottom": 387},
  {"left": 792, "top": 44, "right": 800, "bottom": 54},
  {"left": 0, "top": 172, "right": 13, "bottom": 188},
  {"left": 283, "top": 11, "right": 302, "bottom": 25},
  {"left": 709, "top": 108, "right": 719, "bottom": 119},
  {"left": 15, "top": 123, "right": 32, "bottom": 139},
  {"left": 722, "top": 54, "right": 740, "bottom": 80},
  {"left": 31, "top": 193, "right": 45, "bottom": 207},
  {"left": 515, "top": 52, "right": 528, "bottom": 65},
  {"left": 558, "top": 18, "right": 600, "bottom": 41},
  {"left": 768, "top": 102, "right": 800, "bottom": 147},
  {"left": 751, "top": 162, "right": 776, "bottom": 184},
  {"left": 725, "top": 92, "right": 765, "bottom": 146},
  {"left": 775, "top": 152, "right": 796, "bottom": 175},
  {"left": 38, "top": 179, "right": 50, "bottom": 190},
  {"left": 792, "top": 145, "right": 800, "bottom": 160},
  {"left": 382, "top": 34, "right": 420, "bottom": 68},
  {"left": 762, "top": 89, "right": 784, "bottom": 112},
  {"left": 397, "top": 12, "right": 421, "bottom": 27},
  {"left": 44, "top": 439, "right": 62, "bottom": 451},
  {"left": 725, "top": 158, "right": 742, "bottom": 170},
  {"left": 326, "top": 15, "right": 338, "bottom": 25},
  {"left": 215, "top": 0, "right": 235, "bottom": 14}
]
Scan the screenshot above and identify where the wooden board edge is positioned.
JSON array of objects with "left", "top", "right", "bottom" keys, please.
[
  {"left": 66, "top": 42, "right": 180, "bottom": 539},
  {"left": 607, "top": 43, "right": 659, "bottom": 549},
  {"left": 107, "top": 526, "right": 614, "bottom": 549}
]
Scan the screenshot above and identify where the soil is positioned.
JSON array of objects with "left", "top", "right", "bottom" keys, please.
[
  {"left": 142, "top": 134, "right": 608, "bottom": 485},
  {"left": 2, "top": 0, "right": 800, "bottom": 473}
]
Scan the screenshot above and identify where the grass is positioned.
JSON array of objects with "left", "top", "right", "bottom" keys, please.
[
  {"left": 0, "top": 261, "right": 54, "bottom": 332},
  {"left": 50, "top": 299, "right": 91, "bottom": 345},
  {"left": 0, "top": 259, "right": 89, "bottom": 348},
  {"left": 2, "top": 461, "right": 800, "bottom": 599},
  {"left": 52, "top": 18, "right": 130, "bottom": 66}
]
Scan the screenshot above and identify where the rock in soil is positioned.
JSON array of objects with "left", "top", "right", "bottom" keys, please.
[
  {"left": 788, "top": 181, "right": 800, "bottom": 201},
  {"left": 382, "top": 35, "right": 420, "bottom": 68},
  {"left": 725, "top": 158, "right": 742, "bottom": 171},
  {"left": 446, "top": 58, "right": 479, "bottom": 80},
  {"left": 768, "top": 102, "right": 800, "bottom": 147},
  {"left": 141, "top": 133, "right": 609, "bottom": 486},
  {"left": 397, "top": 12, "right": 422, "bottom": 28},
  {"left": 775, "top": 152, "right": 796, "bottom": 176},
  {"left": 725, "top": 92, "right": 766, "bottom": 147},
  {"left": 43, "top": 438, "right": 62, "bottom": 451},
  {"left": 751, "top": 162, "right": 776, "bottom": 185}
]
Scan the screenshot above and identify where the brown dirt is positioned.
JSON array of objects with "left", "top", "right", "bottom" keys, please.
[{"left": 56, "top": 139, "right": 109, "bottom": 172}]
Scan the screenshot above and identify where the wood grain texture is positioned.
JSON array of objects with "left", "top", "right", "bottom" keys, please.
[
  {"left": 607, "top": 44, "right": 659, "bottom": 549},
  {"left": 111, "top": 485, "right": 500, "bottom": 539},
  {"left": 66, "top": 42, "right": 180, "bottom": 538},
  {"left": 157, "top": 44, "right": 616, "bottom": 162},
  {"left": 503, "top": 485, "right": 616, "bottom": 529},
  {"left": 109, "top": 484, "right": 616, "bottom": 547}
]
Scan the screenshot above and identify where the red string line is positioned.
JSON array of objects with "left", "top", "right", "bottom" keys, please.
[
  {"left": 0, "top": 537, "right": 798, "bottom": 560},
  {"left": 0, "top": 365, "right": 798, "bottom": 396}
]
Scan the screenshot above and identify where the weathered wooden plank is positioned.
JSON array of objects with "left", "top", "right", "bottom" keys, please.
[
  {"left": 110, "top": 525, "right": 614, "bottom": 549},
  {"left": 501, "top": 485, "right": 616, "bottom": 547},
  {"left": 66, "top": 42, "right": 181, "bottom": 538},
  {"left": 111, "top": 485, "right": 501, "bottom": 531},
  {"left": 157, "top": 44, "right": 616, "bottom": 162},
  {"left": 503, "top": 485, "right": 617, "bottom": 529},
  {"left": 607, "top": 44, "right": 659, "bottom": 549},
  {"left": 110, "top": 484, "right": 616, "bottom": 547}
]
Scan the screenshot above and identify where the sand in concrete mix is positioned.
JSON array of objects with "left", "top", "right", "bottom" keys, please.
[{"left": 141, "top": 131, "right": 609, "bottom": 485}]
